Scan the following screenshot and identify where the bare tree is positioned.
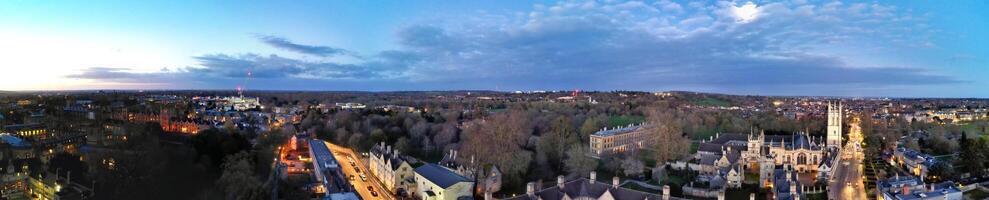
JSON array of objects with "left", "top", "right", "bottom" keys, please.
[
  {"left": 621, "top": 156, "right": 645, "bottom": 177},
  {"left": 564, "top": 145, "right": 598, "bottom": 178},
  {"left": 460, "top": 110, "right": 534, "bottom": 186},
  {"left": 216, "top": 151, "right": 265, "bottom": 200},
  {"left": 645, "top": 108, "right": 690, "bottom": 165}
]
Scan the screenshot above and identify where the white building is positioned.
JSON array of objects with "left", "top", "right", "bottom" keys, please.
[
  {"left": 369, "top": 142, "right": 416, "bottom": 194},
  {"left": 827, "top": 101, "right": 843, "bottom": 149}
]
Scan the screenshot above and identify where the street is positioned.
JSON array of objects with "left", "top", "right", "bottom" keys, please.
[
  {"left": 828, "top": 117, "right": 868, "bottom": 200},
  {"left": 325, "top": 141, "right": 397, "bottom": 200}
]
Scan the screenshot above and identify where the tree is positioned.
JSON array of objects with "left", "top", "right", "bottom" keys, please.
[
  {"left": 348, "top": 133, "right": 366, "bottom": 150},
  {"left": 394, "top": 137, "right": 412, "bottom": 155},
  {"left": 538, "top": 116, "right": 580, "bottom": 172},
  {"left": 370, "top": 128, "right": 387, "bottom": 145},
  {"left": 216, "top": 152, "right": 265, "bottom": 200},
  {"left": 433, "top": 123, "right": 458, "bottom": 150},
  {"left": 621, "top": 156, "right": 645, "bottom": 177},
  {"left": 645, "top": 108, "right": 690, "bottom": 165},
  {"left": 334, "top": 127, "right": 350, "bottom": 143},
  {"left": 579, "top": 116, "right": 604, "bottom": 143},
  {"left": 963, "top": 137, "right": 989, "bottom": 177},
  {"left": 48, "top": 153, "right": 88, "bottom": 183},
  {"left": 460, "top": 110, "right": 533, "bottom": 186},
  {"left": 563, "top": 145, "right": 598, "bottom": 178}
]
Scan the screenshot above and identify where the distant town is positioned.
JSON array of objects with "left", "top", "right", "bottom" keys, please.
[{"left": 1, "top": 90, "right": 988, "bottom": 200}]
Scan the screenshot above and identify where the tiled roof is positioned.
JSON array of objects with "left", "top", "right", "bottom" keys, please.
[
  {"left": 503, "top": 178, "right": 680, "bottom": 200},
  {"left": 416, "top": 164, "right": 470, "bottom": 188},
  {"left": 592, "top": 124, "right": 644, "bottom": 136}
]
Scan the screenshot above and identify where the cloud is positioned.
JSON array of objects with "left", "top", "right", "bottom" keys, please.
[
  {"left": 67, "top": 0, "right": 961, "bottom": 93},
  {"left": 256, "top": 35, "right": 352, "bottom": 57},
  {"left": 65, "top": 67, "right": 142, "bottom": 80}
]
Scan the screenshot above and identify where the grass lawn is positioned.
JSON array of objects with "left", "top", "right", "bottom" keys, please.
[
  {"left": 663, "top": 175, "right": 686, "bottom": 186},
  {"left": 637, "top": 148, "right": 658, "bottom": 167},
  {"left": 693, "top": 97, "right": 732, "bottom": 107},
  {"left": 965, "top": 189, "right": 989, "bottom": 200},
  {"left": 744, "top": 172, "right": 759, "bottom": 183},
  {"left": 690, "top": 141, "right": 699, "bottom": 154},
  {"left": 805, "top": 193, "right": 828, "bottom": 200},
  {"left": 692, "top": 129, "right": 719, "bottom": 140},
  {"left": 608, "top": 115, "right": 645, "bottom": 127},
  {"left": 622, "top": 182, "right": 662, "bottom": 193}
]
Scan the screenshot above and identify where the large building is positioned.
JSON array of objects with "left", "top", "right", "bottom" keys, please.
[
  {"left": 369, "top": 142, "right": 416, "bottom": 195},
  {"left": 503, "top": 172, "right": 685, "bottom": 200},
  {"left": 588, "top": 123, "right": 648, "bottom": 158},
  {"left": 741, "top": 131, "right": 826, "bottom": 173},
  {"left": 307, "top": 139, "right": 358, "bottom": 199},
  {"left": 413, "top": 163, "right": 474, "bottom": 200},
  {"left": 876, "top": 175, "right": 961, "bottom": 200},
  {"left": 772, "top": 167, "right": 804, "bottom": 200},
  {"left": 698, "top": 131, "right": 827, "bottom": 173},
  {"left": 827, "top": 101, "right": 843, "bottom": 149},
  {"left": 892, "top": 147, "right": 939, "bottom": 178}
]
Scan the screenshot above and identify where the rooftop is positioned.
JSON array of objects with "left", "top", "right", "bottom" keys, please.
[
  {"left": 415, "top": 163, "right": 470, "bottom": 188},
  {"left": 0, "top": 133, "right": 31, "bottom": 148},
  {"left": 591, "top": 124, "right": 644, "bottom": 137}
]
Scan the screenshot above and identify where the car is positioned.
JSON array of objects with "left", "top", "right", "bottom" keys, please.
[
  {"left": 349, "top": 175, "right": 355, "bottom": 181},
  {"left": 355, "top": 168, "right": 361, "bottom": 173},
  {"left": 360, "top": 174, "right": 367, "bottom": 181},
  {"left": 371, "top": 191, "right": 378, "bottom": 197},
  {"left": 367, "top": 186, "right": 374, "bottom": 191}
]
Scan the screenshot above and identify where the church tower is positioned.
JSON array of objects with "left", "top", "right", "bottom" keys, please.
[{"left": 826, "top": 101, "right": 843, "bottom": 149}]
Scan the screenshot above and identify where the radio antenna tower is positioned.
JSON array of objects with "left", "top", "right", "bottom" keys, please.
[{"left": 238, "top": 69, "right": 253, "bottom": 98}]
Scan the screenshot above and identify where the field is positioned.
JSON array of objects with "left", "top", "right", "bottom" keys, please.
[
  {"left": 965, "top": 189, "right": 989, "bottom": 200},
  {"left": 693, "top": 97, "right": 732, "bottom": 107},
  {"left": 608, "top": 115, "right": 645, "bottom": 127}
]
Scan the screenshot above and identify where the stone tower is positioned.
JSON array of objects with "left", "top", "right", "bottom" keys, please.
[{"left": 827, "top": 101, "right": 843, "bottom": 149}]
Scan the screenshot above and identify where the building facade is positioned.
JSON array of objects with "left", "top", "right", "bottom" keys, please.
[
  {"left": 589, "top": 123, "right": 648, "bottom": 158},
  {"left": 700, "top": 131, "right": 827, "bottom": 174},
  {"left": 876, "top": 175, "right": 962, "bottom": 200},
  {"left": 413, "top": 164, "right": 473, "bottom": 200},
  {"left": 827, "top": 101, "right": 843, "bottom": 149},
  {"left": 503, "top": 172, "right": 686, "bottom": 200},
  {"left": 370, "top": 142, "right": 416, "bottom": 194}
]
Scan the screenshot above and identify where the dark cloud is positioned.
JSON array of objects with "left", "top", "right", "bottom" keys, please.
[
  {"left": 256, "top": 35, "right": 351, "bottom": 57},
  {"left": 68, "top": 1, "right": 963, "bottom": 94}
]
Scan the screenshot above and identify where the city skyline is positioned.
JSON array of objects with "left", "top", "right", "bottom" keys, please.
[{"left": 1, "top": 0, "right": 987, "bottom": 98}]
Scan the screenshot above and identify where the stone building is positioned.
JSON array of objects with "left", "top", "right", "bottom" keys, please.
[{"left": 589, "top": 123, "right": 648, "bottom": 158}]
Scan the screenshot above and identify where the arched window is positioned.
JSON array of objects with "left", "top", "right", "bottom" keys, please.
[{"left": 797, "top": 153, "right": 807, "bottom": 165}]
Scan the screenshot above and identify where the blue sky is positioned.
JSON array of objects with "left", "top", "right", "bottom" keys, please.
[{"left": 0, "top": 0, "right": 986, "bottom": 97}]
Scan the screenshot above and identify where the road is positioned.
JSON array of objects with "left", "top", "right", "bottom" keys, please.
[
  {"left": 828, "top": 117, "right": 868, "bottom": 200},
  {"left": 325, "top": 141, "right": 396, "bottom": 200}
]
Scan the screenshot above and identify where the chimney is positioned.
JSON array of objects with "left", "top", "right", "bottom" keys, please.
[
  {"left": 717, "top": 190, "right": 725, "bottom": 200},
  {"left": 663, "top": 185, "right": 670, "bottom": 200},
  {"left": 750, "top": 193, "right": 755, "bottom": 200},
  {"left": 590, "top": 171, "right": 597, "bottom": 183},
  {"left": 557, "top": 175, "right": 565, "bottom": 189},
  {"left": 526, "top": 182, "right": 536, "bottom": 197},
  {"left": 484, "top": 192, "right": 493, "bottom": 200},
  {"left": 612, "top": 176, "right": 620, "bottom": 188},
  {"left": 902, "top": 185, "right": 910, "bottom": 195},
  {"left": 790, "top": 184, "right": 797, "bottom": 196}
]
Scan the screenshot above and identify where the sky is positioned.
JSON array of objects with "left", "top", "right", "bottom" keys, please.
[{"left": 0, "top": 0, "right": 987, "bottom": 97}]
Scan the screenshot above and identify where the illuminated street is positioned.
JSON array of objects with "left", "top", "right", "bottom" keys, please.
[
  {"left": 828, "top": 117, "right": 868, "bottom": 200},
  {"left": 326, "top": 141, "right": 397, "bottom": 200}
]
